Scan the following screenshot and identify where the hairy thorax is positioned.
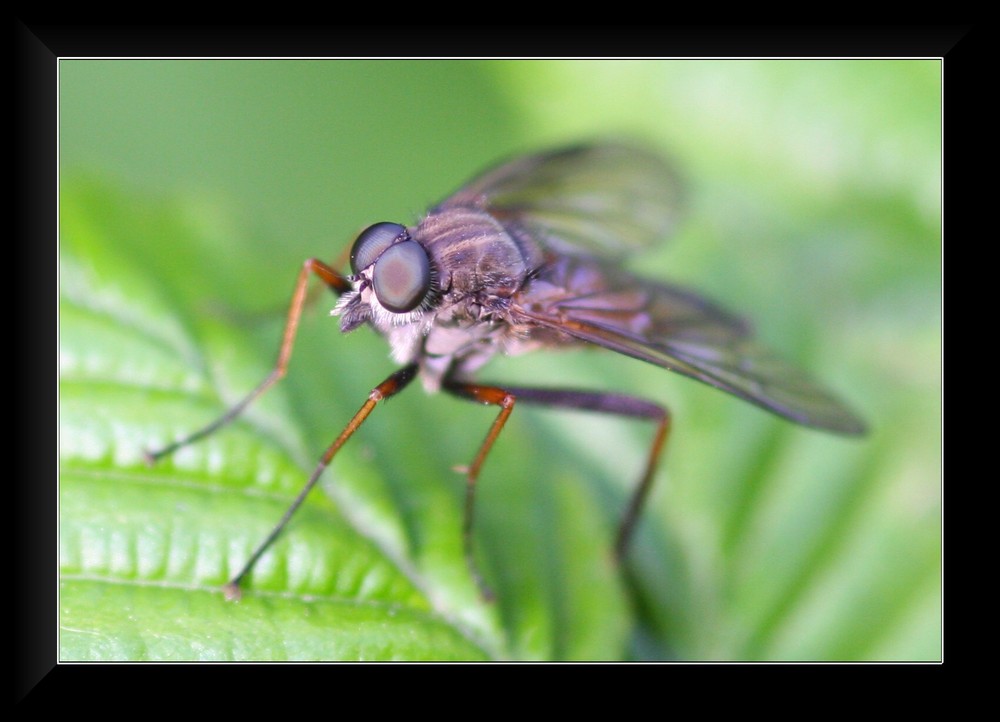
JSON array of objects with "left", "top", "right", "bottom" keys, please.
[{"left": 387, "top": 207, "right": 551, "bottom": 390}]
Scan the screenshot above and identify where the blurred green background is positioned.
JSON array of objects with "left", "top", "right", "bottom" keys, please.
[{"left": 59, "top": 60, "right": 941, "bottom": 661}]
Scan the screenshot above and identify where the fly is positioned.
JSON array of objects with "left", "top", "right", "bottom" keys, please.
[{"left": 144, "top": 142, "right": 867, "bottom": 601}]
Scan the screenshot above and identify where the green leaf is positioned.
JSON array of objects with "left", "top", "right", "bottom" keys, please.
[{"left": 59, "top": 179, "right": 631, "bottom": 661}]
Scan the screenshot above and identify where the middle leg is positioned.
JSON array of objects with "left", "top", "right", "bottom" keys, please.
[{"left": 443, "top": 379, "right": 671, "bottom": 600}]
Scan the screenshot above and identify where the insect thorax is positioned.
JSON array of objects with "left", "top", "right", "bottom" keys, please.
[{"left": 415, "top": 206, "right": 543, "bottom": 299}]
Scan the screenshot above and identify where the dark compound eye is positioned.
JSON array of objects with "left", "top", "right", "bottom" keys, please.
[
  {"left": 350, "top": 222, "right": 409, "bottom": 274},
  {"left": 372, "top": 240, "right": 432, "bottom": 313}
]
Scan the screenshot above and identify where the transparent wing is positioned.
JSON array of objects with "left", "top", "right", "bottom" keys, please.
[
  {"left": 436, "top": 142, "right": 684, "bottom": 258},
  {"left": 514, "top": 256, "right": 867, "bottom": 435}
]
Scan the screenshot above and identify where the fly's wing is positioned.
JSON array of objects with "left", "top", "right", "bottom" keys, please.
[
  {"left": 514, "top": 256, "right": 867, "bottom": 435},
  {"left": 436, "top": 142, "right": 683, "bottom": 258}
]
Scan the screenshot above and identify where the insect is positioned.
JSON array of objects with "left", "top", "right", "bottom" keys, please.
[{"left": 145, "top": 142, "right": 866, "bottom": 601}]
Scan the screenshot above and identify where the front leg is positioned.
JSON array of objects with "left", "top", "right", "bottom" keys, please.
[{"left": 144, "top": 257, "right": 351, "bottom": 463}]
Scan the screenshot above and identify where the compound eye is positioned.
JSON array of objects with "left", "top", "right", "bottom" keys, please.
[
  {"left": 350, "top": 222, "right": 408, "bottom": 274},
  {"left": 372, "top": 241, "right": 431, "bottom": 313}
]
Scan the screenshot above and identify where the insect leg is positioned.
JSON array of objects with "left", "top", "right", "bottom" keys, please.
[
  {"left": 144, "top": 258, "right": 351, "bottom": 463},
  {"left": 441, "top": 380, "right": 517, "bottom": 601},
  {"left": 509, "top": 386, "right": 670, "bottom": 560},
  {"left": 457, "top": 384, "right": 670, "bottom": 567},
  {"left": 224, "top": 363, "right": 419, "bottom": 600}
]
